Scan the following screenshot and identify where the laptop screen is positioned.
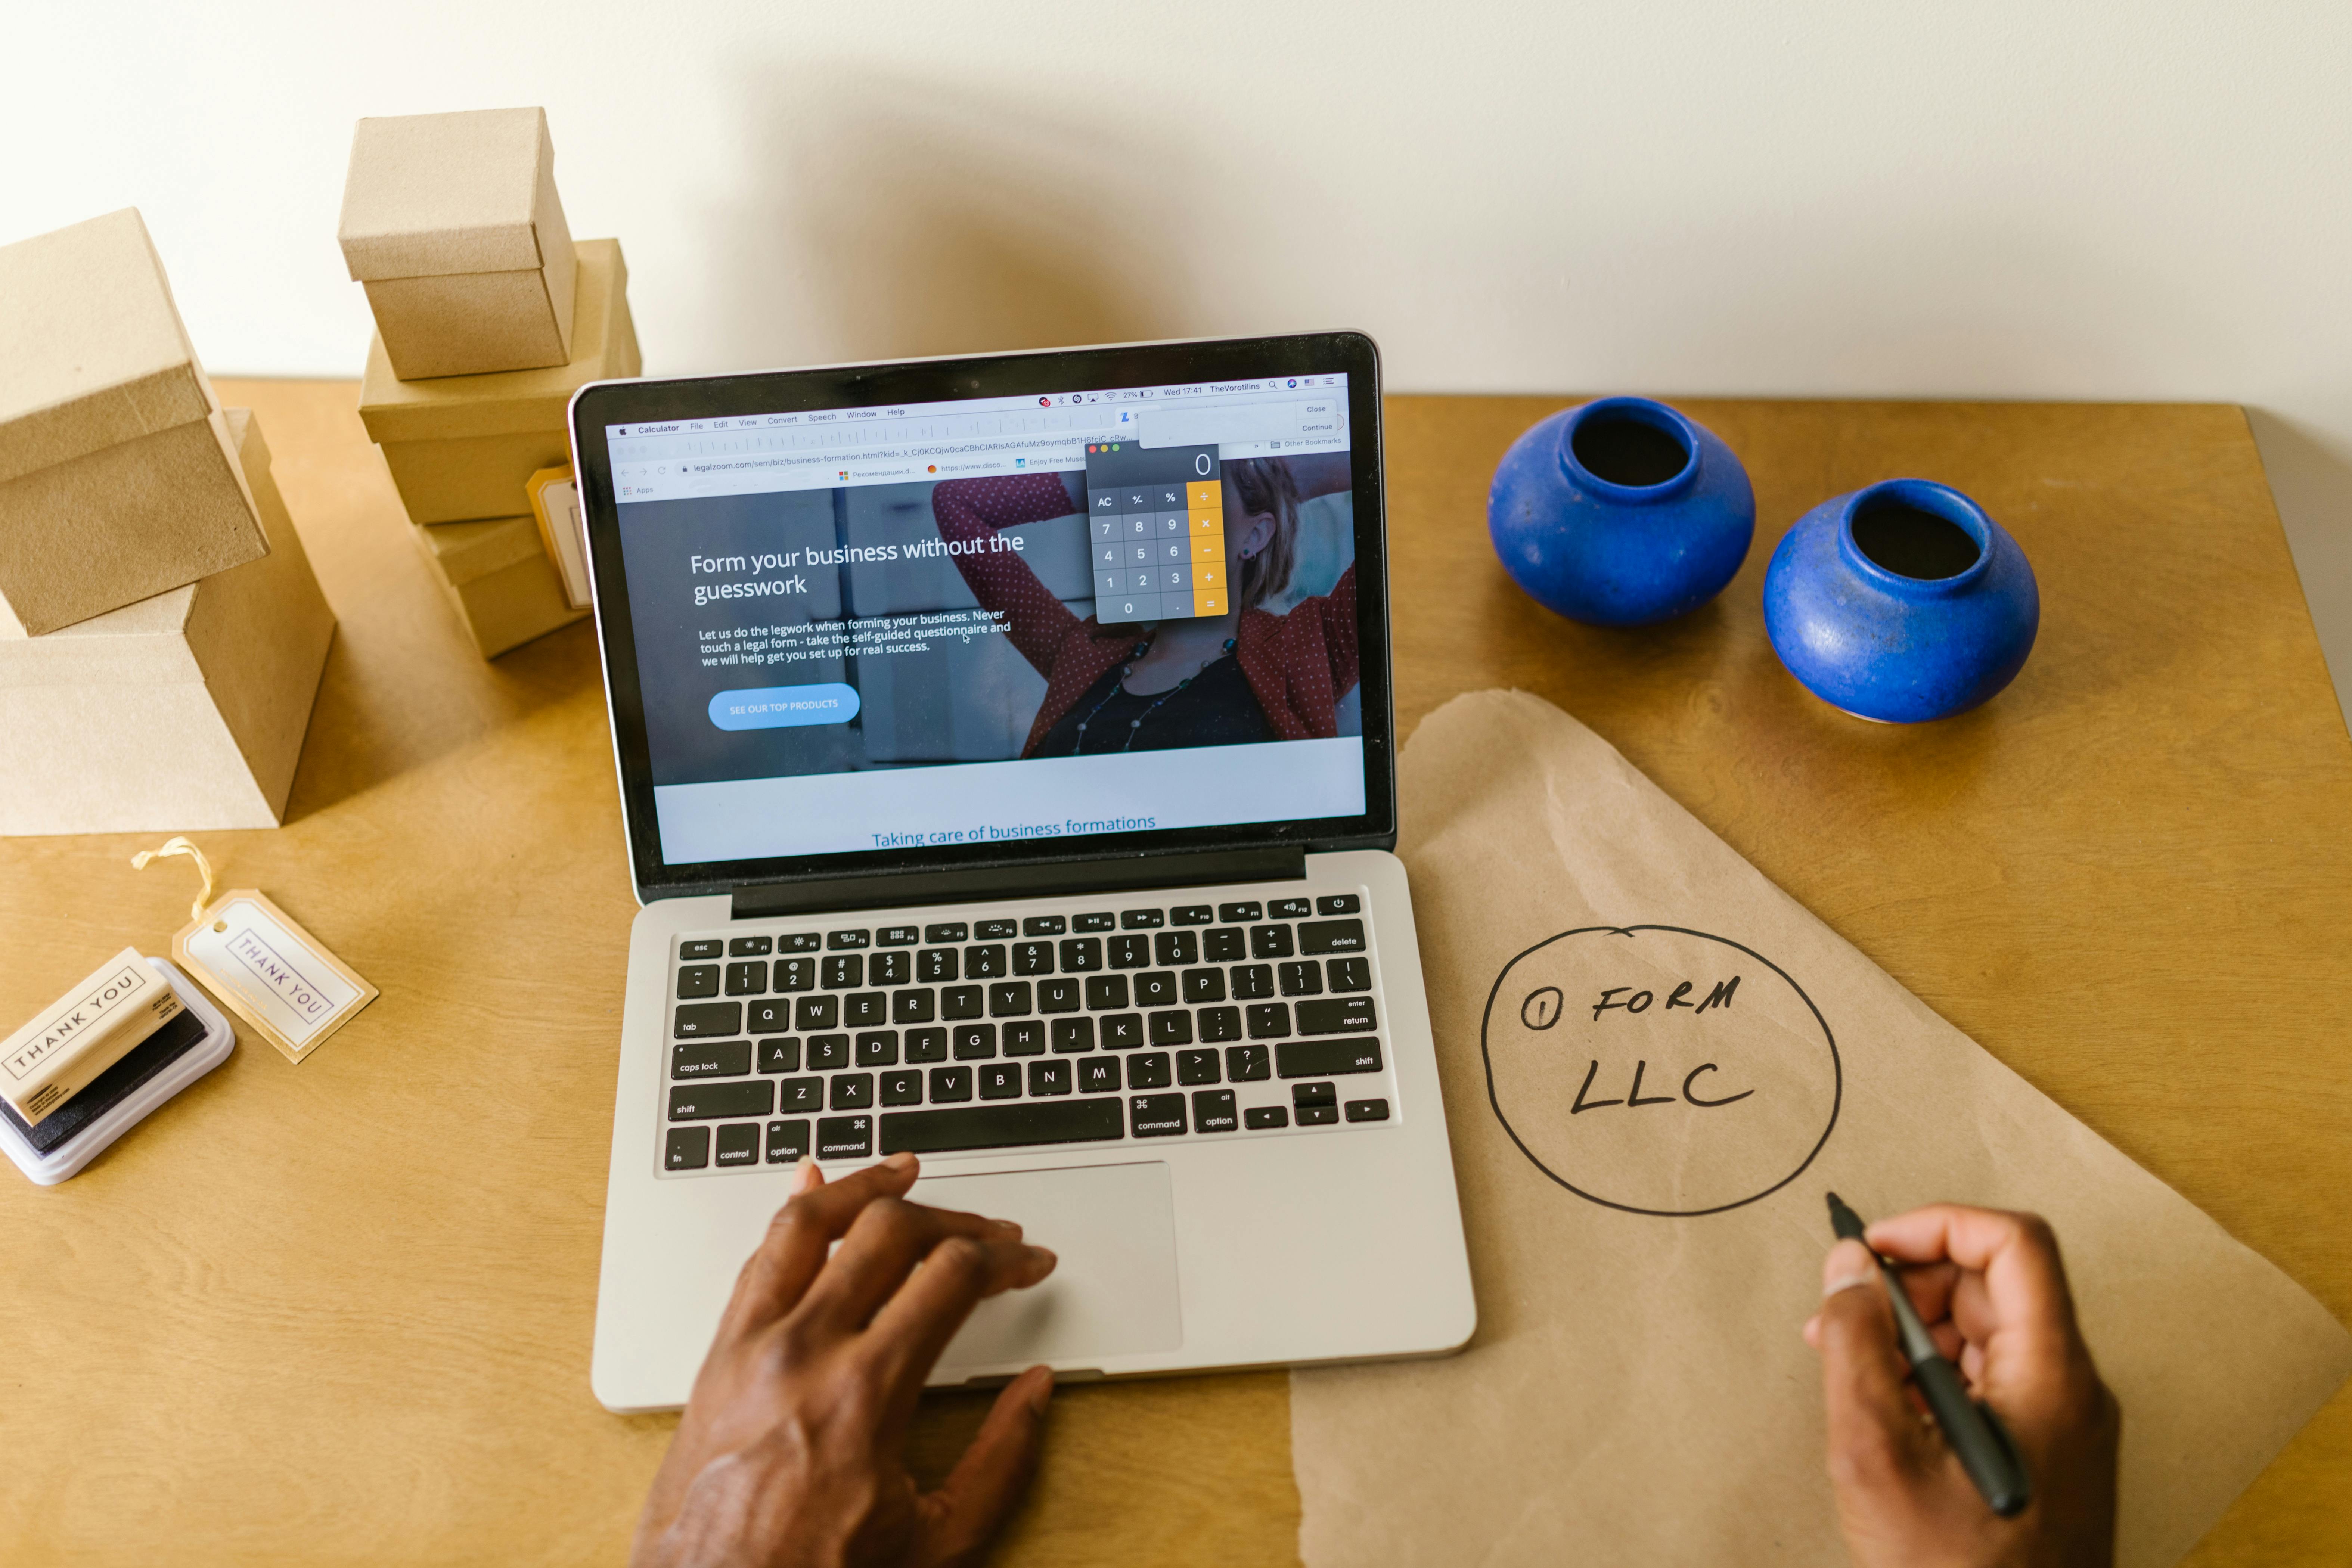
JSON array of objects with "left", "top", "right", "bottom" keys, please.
[{"left": 599, "top": 367, "right": 1366, "bottom": 869}]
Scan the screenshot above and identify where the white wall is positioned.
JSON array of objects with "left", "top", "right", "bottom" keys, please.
[{"left": 9, "top": 0, "right": 2348, "bottom": 727}]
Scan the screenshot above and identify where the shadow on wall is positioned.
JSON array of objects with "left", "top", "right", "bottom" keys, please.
[
  {"left": 693, "top": 65, "right": 1213, "bottom": 367},
  {"left": 2246, "top": 409, "right": 2352, "bottom": 738}
]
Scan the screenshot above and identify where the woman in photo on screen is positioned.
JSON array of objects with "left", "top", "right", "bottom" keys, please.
[{"left": 928, "top": 454, "right": 1357, "bottom": 756}]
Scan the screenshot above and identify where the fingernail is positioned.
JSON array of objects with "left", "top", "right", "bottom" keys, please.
[
  {"left": 1822, "top": 1238, "right": 1878, "bottom": 1297},
  {"left": 792, "top": 1157, "right": 820, "bottom": 1193},
  {"left": 1026, "top": 1366, "right": 1055, "bottom": 1415},
  {"left": 882, "top": 1152, "right": 918, "bottom": 1173},
  {"left": 1030, "top": 1246, "right": 1058, "bottom": 1273},
  {"left": 993, "top": 1218, "right": 1021, "bottom": 1232}
]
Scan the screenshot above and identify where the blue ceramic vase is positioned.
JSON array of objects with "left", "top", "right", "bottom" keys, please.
[
  {"left": 1487, "top": 397, "right": 1755, "bottom": 626},
  {"left": 1763, "top": 478, "right": 2039, "bottom": 723}
]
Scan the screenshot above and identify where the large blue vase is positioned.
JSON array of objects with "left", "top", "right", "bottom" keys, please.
[
  {"left": 1487, "top": 396, "right": 1754, "bottom": 626},
  {"left": 1763, "top": 478, "right": 2039, "bottom": 723}
]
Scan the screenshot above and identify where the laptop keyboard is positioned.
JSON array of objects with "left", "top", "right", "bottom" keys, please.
[{"left": 658, "top": 893, "right": 1394, "bottom": 1174}]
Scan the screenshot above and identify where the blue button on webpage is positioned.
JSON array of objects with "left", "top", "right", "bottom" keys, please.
[{"left": 708, "top": 684, "right": 861, "bottom": 731}]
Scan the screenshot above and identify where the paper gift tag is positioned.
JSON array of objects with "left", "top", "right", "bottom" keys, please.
[{"left": 133, "top": 839, "right": 377, "bottom": 1064}]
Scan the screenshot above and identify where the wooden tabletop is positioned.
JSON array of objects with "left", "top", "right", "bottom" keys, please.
[{"left": 2, "top": 384, "right": 2345, "bottom": 1566}]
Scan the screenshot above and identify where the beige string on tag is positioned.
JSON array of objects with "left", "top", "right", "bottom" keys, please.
[{"left": 132, "top": 836, "right": 219, "bottom": 924}]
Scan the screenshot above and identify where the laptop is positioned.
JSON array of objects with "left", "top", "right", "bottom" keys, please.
[{"left": 570, "top": 330, "right": 1474, "bottom": 1412}]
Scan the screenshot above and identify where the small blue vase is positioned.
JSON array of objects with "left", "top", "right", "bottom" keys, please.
[
  {"left": 1763, "top": 478, "right": 2039, "bottom": 723},
  {"left": 1487, "top": 397, "right": 1755, "bottom": 626}
]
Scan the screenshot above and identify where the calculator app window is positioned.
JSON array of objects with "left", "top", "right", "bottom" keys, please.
[{"left": 1084, "top": 442, "right": 1225, "bottom": 624}]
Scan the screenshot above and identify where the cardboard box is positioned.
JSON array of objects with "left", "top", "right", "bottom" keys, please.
[
  {"left": 0, "top": 410, "right": 335, "bottom": 835},
  {"left": 0, "top": 209, "right": 267, "bottom": 639},
  {"left": 338, "top": 108, "right": 578, "bottom": 380},
  {"left": 359, "top": 238, "right": 639, "bottom": 525},
  {"left": 412, "top": 513, "right": 587, "bottom": 658}
]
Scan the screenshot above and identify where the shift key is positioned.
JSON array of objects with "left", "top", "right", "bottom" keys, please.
[
  {"left": 1276, "top": 1036, "right": 1383, "bottom": 1078},
  {"left": 1295, "top": 996, "right": 1376, "bottom": 1035},
  {"left": 668, "top": 1080, "right": 775, "bottom": 1120}
]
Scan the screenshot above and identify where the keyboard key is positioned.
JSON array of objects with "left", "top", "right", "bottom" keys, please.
[
  {"left": 1316, "top": 894, "right": 1362, "bottom": 915},
  {"left": 879, "top": 1098, "right": 1123, "bottom": 1155},
  {"left": 748, "top": 999, "right": 793, "bottom": 1034},
  {"left": 953, "top": 1024, "right": 997, "bottom": 1060},
  {"left": 1154, "top": 931, "right": 1198, "bottom": 966},
  {"left": 881, "top": 1069, "right": 924, "bottom": 1106},
  {"left": 1132, "top": 970, "right": 1179, "bottom": 1007},
  {"left": 673, "top": 1041, "right": 752, "bottom": 1079},
  {"left": 1299, "top": 919, "right": 1366, "bottom": 956},
  {"left": 1177, "top": 1048, "right": 1221, "bottom": 1086},
  {"left": 780, "top": 933, "right": 822, "bottom": 954},
  {"left": 869, "top": 951, "right": 911, "bottom": 986},
  {"left": 1170, "top": 904, "right": 1214, "bottom": 926},
  {"left": 1021, "top": 915, "right": 1065, "bottom": 936},
  {"left": 1192, "top": 1089, "right": 1238, "bottom": 1133},
  {"left": 775, "top": 957, "right": 816, "bottom": 992},
  {"left": 1246, "top": 1003, "right": 1291, "bottom": 1040},
  {"left": 1101, "top": 1013, "right": 1144, "bottom": 1049},
  {"left": 1250, "top": 925, "right": 1295, "bottom": 959},
  {"left": 1012, "top": 941, "right": 1055, "bottom": 975},
  {"left": 891, "top": 990, "right": 935, "bottom": 1025},
  {"left": 877, "top": 924, "right": 919, "bottom": 947},
  {"left": 964, "top": 944, "right": 1007, "bottom": 979},
  {"left": 976, "top": 918, "right": 1019, "bottom": 940},
  {"left": 856, "top": 1031, "right": 898, "bottom": 1067},
  {"left": 1029, "top": 1060, "right": 1073, "bottom": 1096},
  {"left": 794, "top": 996, "right": 837, "bottom": 1031},
  {"left": 1203, "top": 928, "right": 1247, "bottom": 962},
  {"left": 675, "top": 1002, "right": 741, "bottom": 1039},
  {"left": 1297, "top": 996, "right": 1377, "bottom": 1035},
  {"left": 729, "top": 936, "right": 773, "bottom": 957},
  {"left": 1326, "top": 957, "right": 1371, "bottom": 993},
  {"left": 1002, "top": 1020, "right": 1046, "bottom": 1056},
  {"left": 1345, "top": 1098, "right": 1391, "bottom": 1123},
  {"left": 1269, "top": 898, "right": 1313, "bottom": 920},
  {"left": 807, "top": 1034, "right": 851, "bottom": 1071},
  {"left": 822, "top": 954, "right": 864, "bottom": 989},
  {"left": 818, "top": 1115, "right": 872, "bottom": 1159},
  {"left": 1038, "top": 978, "right": 1081, "bottom": 1012},
  {"left": 827, "top": 929, "right": 871, "bottom": 950},
  {"left": 1080, "top": 1057, "right": 1123, "bottom": 1093},
  {"left": 1278, "top": 1036, "right": 1384, "bottom": 1078},
  {"left": 1226, "top": 1044, "right": 1271, "bottom": 1081},
  {"left": 665, "top": 1127, "right": 711, "bottom": 1169},
  {"left": 1108, "top": 934, "right": 1151, "bottom": 969},
  {"left": 1130, "top": 1093, "right": 1187, "bottom": 1137},
  {"left": 1217, "top": 901, "right": 1262, "bottom": 923},
  {"left": 766, "top": 1119, "right": 810, "bottom": 1162},
  {"left": 1148, "top": 1010, "right": 1194, "bottom": 1046},
  {"left": 1084, "top": 974, "right": 1129, "bottom": 1010},
  {"left": 1197, "top": 1006, "right": 1242, "bottom": 1043},
  {"left": 990, "top": 981, "right": 1033, "bottom": 1016},
  {"left": 1182, "top": 967, "right": 1228, "bottom": 1003},
  {"left": 917, "top": 947, "right": 961, "bottom": 983},
  {"left": 1296, "top": 1103, "right": 1340, "bottom": 1126},
  {"left": 679, "top": 939, "right": 724, "bottom": 961},
  {"left": 1231, "top": 965, "right": 1275, "bottom": 1001},
  {"left": 941, "top": 985, "right": 984, "bottom": 1020},
  {"left": 1059, "top": 937, "right": 1103, "bottom": 972},
  {"left": 778, "top": 1076, "right": 824, "bottom": 1113},
  {"left": 758, "top": 1038, "right": 801, "bottom": 1074},
  {"left": 923, "top": 922, "right": 969, "bottom": 944},
  {"left": 1294, "top": 1080, "right": 1338, "bottom": 1108},
  {"left": 1121, "top": 908, "right": 1165, "bottom": 929},
  {"left": 1278, "top": 961, "right": 1324, "bottom": 996},
  {"left": 715, "top": 1123, "right": 761, "bottom": 1167},
  {"left": 1073, "top": 912, "right": 1116, "bottom": 933},
  {"left": 676, "top": 965, "right": 720, "bottom": 999},
  {"left": 669, "top": 1080, "right": 774, "bottom": 1121},
  {"left": 929, "top": 1066, "right": 974, "bottom": 1102},
  {"left": 979, "top": 1064, "right": 1022, "bottom": 1100},
  {"left": 1051, "top": 1017, "right": 1096, "bottom": 1053},
  {"left": 1129, "top": 1052, "right": 1173, "bottom": 1090},
  {"left": 830, "top": 1073, "right": 874, "bottom": 1110},
  {"left": 905, "top": 1027, "right": 948, "bottom": 1064},
  {"left": 1244, "top": 1106, "right": 1289, "bottom": 1130}
]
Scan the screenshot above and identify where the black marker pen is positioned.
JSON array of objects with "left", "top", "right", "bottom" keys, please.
[{"left": 1825, "top": 1192, "right": 2031, "bottom": 1518}]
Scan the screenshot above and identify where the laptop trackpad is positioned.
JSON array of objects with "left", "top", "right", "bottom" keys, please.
[{"left": 912, "top": 1161, "right": 1183, "bottom": 1375}]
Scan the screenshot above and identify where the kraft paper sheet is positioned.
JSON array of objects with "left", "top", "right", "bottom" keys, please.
[{"left": 1290, "top": 690, "right": 2351, "bottom": 1568}]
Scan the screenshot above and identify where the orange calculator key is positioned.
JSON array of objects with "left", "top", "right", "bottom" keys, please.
[
  {"left": 1196, "top": 563, "right": 1223, "bottom": 587},
  {"left": 1187, "top": 480, "right": 1220, "bottom": 509},
  {"left": 1190, "top": 537, "right": 1223, "bottom": 563},
  {"left": 1189, "top": 509, "right": 1223, "bottom": 535},
  {"left": 1193, "top": 589, "right": 1225, "bottom": 615}
]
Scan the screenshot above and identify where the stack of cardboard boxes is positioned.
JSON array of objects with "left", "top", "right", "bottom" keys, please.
[
  {"left": 340, "top": 107, "right": 639, "bottom": 658},
  {"left": 0, "top": 211, "right": 336, "bottom": 836}
]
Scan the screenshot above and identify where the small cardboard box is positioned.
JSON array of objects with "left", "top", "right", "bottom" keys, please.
[
  {"left": 0, "top": 209, "right": 267, "bottom": 639},
  {"left": 0, "top": 409, "right": 335, "bottom": 835},
  {"left": 412, "top": 513, "right": 586, "bottom": 658},
  {"left": 338, "top": 108, "right": 578, "bottom": 380},
  {"left": 359, "top": 238, "right": 639, "bottom": 525}
]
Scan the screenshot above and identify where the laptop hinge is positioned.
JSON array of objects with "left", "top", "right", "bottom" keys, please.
[{"left": 729, "top": 847, "right": 1307, "bottom": 922}]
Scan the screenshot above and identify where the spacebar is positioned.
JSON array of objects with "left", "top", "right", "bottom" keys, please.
[{"left": 880, "top": 1100, "right": 1125, "bottom": 1155}]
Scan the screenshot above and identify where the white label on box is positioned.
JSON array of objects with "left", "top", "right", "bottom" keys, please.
[{"left": 184, "top": 897, "right": 362, "bottom": 1050}]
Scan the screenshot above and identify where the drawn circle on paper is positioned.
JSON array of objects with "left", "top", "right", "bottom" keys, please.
[{"left": 1480, "top": 926, "right": 1840, "bottom": 1217}]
